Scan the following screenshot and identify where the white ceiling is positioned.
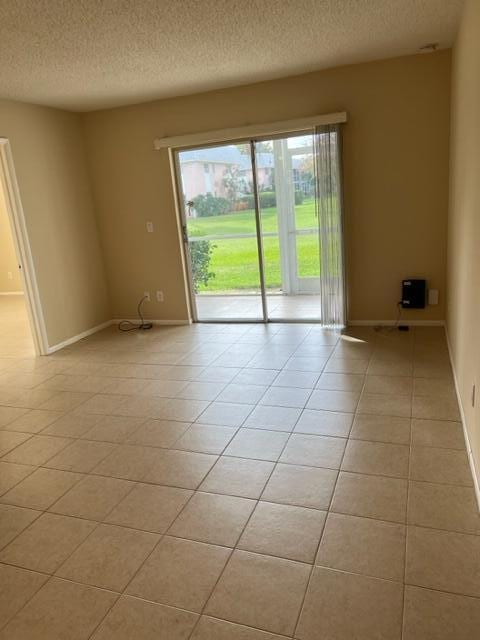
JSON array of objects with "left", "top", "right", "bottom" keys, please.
[{"left": 0, "top": 0, "right": 464, "bottom": 112}]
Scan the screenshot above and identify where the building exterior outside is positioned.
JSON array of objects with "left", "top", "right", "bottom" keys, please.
[{"left": 179, "top": 144, "right": 314, "bottom": 217}]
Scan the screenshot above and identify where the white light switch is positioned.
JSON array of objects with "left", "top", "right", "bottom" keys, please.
[
  {"left": 146, "top": 221, "right": 154, "bottom": 233},
  {"left": 428, "top": 289, "right": 439, "bottom": 305}
]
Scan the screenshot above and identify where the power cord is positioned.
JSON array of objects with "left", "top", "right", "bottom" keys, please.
[
  {"left": 118, "top": 296, "right": 153, "bottom": 332},
  {"left": 374, "top": 301, "right": 403, "bottom": 334}
]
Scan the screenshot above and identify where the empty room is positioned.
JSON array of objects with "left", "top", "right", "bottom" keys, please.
[{"left": 0, "top": 0, "right": 479, "bottom": 638}]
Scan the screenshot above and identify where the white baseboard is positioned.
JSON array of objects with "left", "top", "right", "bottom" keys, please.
[
  {"left": 0, "top": 291, "right": 23, "bottom": 296},
  {"left": 47, "top": 319, "right": 115, "bottom": 354},
  {"left": 348, "top": 319, "right": 445, "bottom": 326},
  {"left": 445, "top": 327, "right": 480, "bottom": 511},
  {"left": 47, "top": 317, "right": 192, "bottom": 354}
]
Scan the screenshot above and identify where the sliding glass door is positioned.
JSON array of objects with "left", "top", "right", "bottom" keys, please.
[
  {"left": 174, "top": 126, "right": 345, "bottom": 325},
  {"left": 176, "top": 142, "right": 264, "bottom": 321},
  {"left": 255, "top": 133, "right": 321, "bottom": 320}
]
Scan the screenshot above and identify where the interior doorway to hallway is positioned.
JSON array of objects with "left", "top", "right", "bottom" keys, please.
[
  {"left": 0, "top": 166, "right": 33, "bottom": 357},
  {"left": 0, "top": 139, "right": 48, "bottom": 356}
]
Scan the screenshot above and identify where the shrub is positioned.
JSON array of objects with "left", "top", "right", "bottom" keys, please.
[
  {"left": 259, "top": 191, "right": 277, "bottom": 208},
  {"left": 240, "top": 194, "right": 255, "bottom": 209},
  {"left": 241, "top": 191, "right": 275, "bottom": 209},
  {"left": 191, "top": 193, "right": 230, "bottom": 217},
  {"left": 240, "top": 190, "right": 304, "bottom": 209},
  {"left": 189, "top": 240, "right": 215, "bottom": 292}
]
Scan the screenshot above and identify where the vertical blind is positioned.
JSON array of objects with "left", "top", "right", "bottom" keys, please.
[{"left": 314, "top": 124, "right": 346, "bottom": 327}]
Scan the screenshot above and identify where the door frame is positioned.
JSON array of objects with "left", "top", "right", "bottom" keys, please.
[{"left": 0, "top": 138, "right": 49, "bottom": 354}]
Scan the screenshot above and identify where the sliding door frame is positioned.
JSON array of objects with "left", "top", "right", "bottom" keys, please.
[
  {"left": 249, "top": 140, "right": 269, "bottom": 322},
  {"left": 171, "top": 149, "right": 199, "bottom": 323},
  {"left": 170, "top": 128, "right": 337, "bottom": 324}
]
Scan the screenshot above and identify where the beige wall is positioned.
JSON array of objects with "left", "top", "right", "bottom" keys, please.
[
  {"left": 0, "top": 99, "right": 110, "bottom": 347},
  {"left": 447, "top": 0, "right": 480, "bottom": 488},
  {"left": 0, "top": 183, "right": 22, "bottom": 292},
  {"left": 83, "top": 51, "right": 451, "bottom": 323}
]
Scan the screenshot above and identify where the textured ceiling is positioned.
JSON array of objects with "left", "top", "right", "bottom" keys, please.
[{"left": 0, "top": 0, "right": 464, "bottom": 112}]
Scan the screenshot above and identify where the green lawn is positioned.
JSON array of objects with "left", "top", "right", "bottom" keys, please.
[
  {"left": 187, "top": 198, "right": 318, "bottom": 236},
  {"left": 187, "top": 199, "right": 322, "bottom": 292}
]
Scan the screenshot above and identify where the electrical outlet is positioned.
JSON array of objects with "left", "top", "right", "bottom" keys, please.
[
  {"left": 156, "top": 291, "right": 164, "bottom": 302},
  {"left": 7, "top": 271, "right": 13, "bottom": 280},
  {"left": 143, "top": 291, "right": 150, "bottom": 302},
  {"left": 146, "top": 221, "right": 154, "bottom": 233}
]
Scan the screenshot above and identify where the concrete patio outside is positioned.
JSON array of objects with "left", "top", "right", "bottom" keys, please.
[{"left": 195, "top": 293, "right": 322, "bottom": 320}]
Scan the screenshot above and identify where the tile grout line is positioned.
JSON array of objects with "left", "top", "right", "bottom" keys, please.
[
  {"left": 0, "top": 567, "right": 47, "bottom": 633},
  {"left": 400, "top": 328, "right": 415, "bottom": 640},
  {"left": 125, "top": 412, "right": 269, "bottom": 636},
  {"left": 83, "top": 472, "right": 178, "bottom": 640},
  {"left": 3, "top": 480, "right": 475, "bottom": 553},
  {"left": 50, "top": 333, "right": 242, "bottom": 639},
  {"left": 184, "top": 323, "right": 329, "bottom": 639},
  {"left": 290, "top": 326, "right": 376, "bottom": 638},
  {"left": 0, "top": 372, "right": 218, "bottom": 635},
  {"left": 0, "top": 508, "right": 109, "bottom": 633},
  {"left": 2, "top": 436, "right": 470, "bottom": 478},
  {"left": 0, "top": 325, "right": 474, "bottom": 637},
  {"left": 95, "top": 403, "right": 256, "bottom": 639},
  {"left": 0, "top": 468, "right": 88, "bottom": 546}
]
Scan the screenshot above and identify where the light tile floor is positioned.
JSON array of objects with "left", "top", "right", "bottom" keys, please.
[
  {"left": 0, "top": 295, "right": 34, "bottom": 358},
  {"left": 0, "top": 322, "right": 479, "bottom": 639}
]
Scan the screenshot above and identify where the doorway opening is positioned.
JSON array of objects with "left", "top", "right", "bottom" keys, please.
[
  {"left": 0, "top": 139, "right": 47, "bottom": 356},
  {"left": 174, "top": 127, "right": 344, "bottom": 325},
  {"left": 0, "top": 195, "right": 32, "bottom": 356}
]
